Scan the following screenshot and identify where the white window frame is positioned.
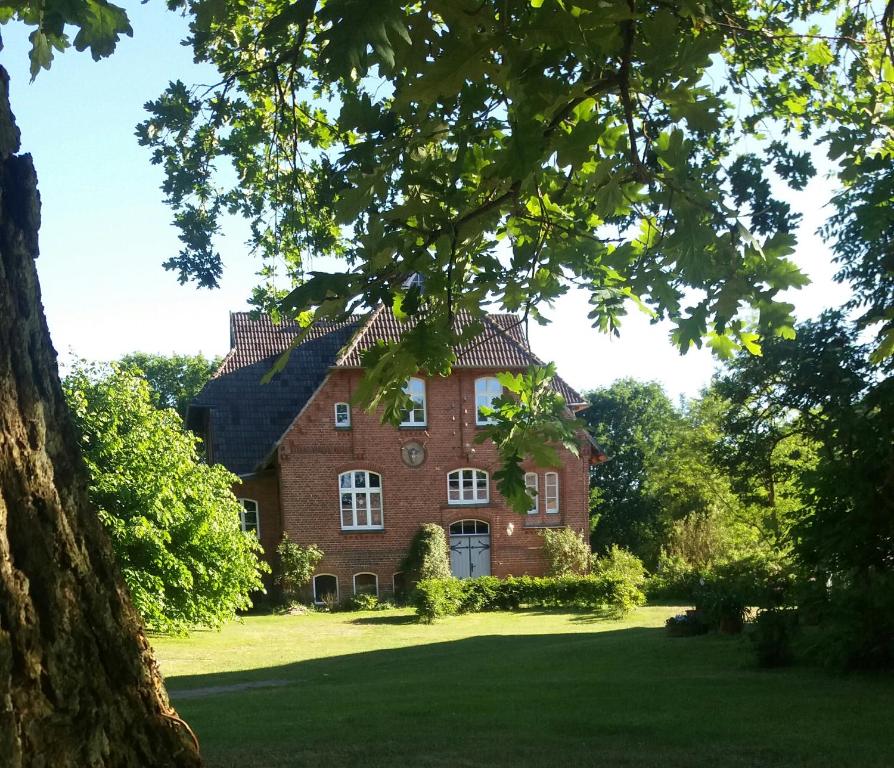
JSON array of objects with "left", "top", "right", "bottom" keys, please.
[
  {"left": 447, "top": 468, "right": 490, "bottom": 505},
  {"left": 545, "top": 472, "right": 560, "bottom": 514},
  {"left": 238, "top": 498, "right": 260, "bottom": 536},
  {"left": 392, "top": 571, "right": 407, "bottom": 595},
  {"left": 525, "top": 472, "right": 539, "bottom": 515},
  {"left": 339, "top": 471, "right": 384, "bottom": 530},
  {"left": 403, "top": 273, "right": 425, "bottom": 291},
  {"left": 353, "top": 572, "right": 379, "bottom": 597},
  {"left": 475, "top": 376, "right": 503, "bottom": 425},
  {"left": 334, "top": 402, "right": 351, "bottom": 428},
  {"left": 400, "top": 377, "right": 427, "bottom": 426},
  {"left": 313, "top": 573, "right": 339, "bottom": 604}
]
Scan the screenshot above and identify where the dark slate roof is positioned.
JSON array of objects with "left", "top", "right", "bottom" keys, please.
[
  {"left": 190, "top": 313, "right": 359, "bottom": 475},
  {"left": 192, "top": 308, "right": 584, "bottom": 475}
]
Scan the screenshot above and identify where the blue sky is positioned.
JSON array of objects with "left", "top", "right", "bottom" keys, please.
[{"left": 1, "top": 6, "right": 851, "bottom": 400}]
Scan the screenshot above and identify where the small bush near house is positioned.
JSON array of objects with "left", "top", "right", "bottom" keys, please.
[
  {"left": 401, "top": 523, "right": 451, "bottom": 584},
  {"left": 343, "top": 593, "right": 392, "bottom": 611},
  {"left": 275, "top": 535, "right": 324, "bottom": 604},
  {"left": 542, "top": 527, "right": 591, "bottom": 576},
  {"left": 413, "top": 578, "right": 466, "bottom": 621},
  {"left": 591, "top": 545, "right": 647, "bottom": 588},
  {"left": 413, "top": 574, "right": 646, "bottom": 623}
]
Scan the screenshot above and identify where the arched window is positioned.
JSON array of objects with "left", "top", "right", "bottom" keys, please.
[
  {"left": 525, "top": 472, "right": 539, "bottom": 515},
  {"left": 334, "top": 402, "right": 351, "bottom": 428},
  {"left": 353, "top": 572, "right": 378, "bottom": 596},
  {"left": 339, "top": 471, "right": 384, "bottom": 529},
  {"left": 449, "top": 519, "right": 490, "bottom": 535},
  {"left": 447, "top": 468, "right": 489, "bottom": 505},
  {"left": 545, "top": 472, "right": 560, "bottom": 514},
  {"left": 313, "top": 574, "right": 338, "bottom": 604},
  {"left": 400, "top": 377, "right": 427, "bottom": 426},
  {"left": 475, "top": 376, "right": 502, "bottom": 425},
  {"left": 238, "top": 498, "right": 259, "bottom": 536}
]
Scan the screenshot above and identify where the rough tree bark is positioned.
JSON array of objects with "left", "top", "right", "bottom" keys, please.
[{"left": 0, "top": 66, "right": 202, "bottom": 767}]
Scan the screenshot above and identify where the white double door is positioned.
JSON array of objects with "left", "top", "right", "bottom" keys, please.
[{"left": 449, "top": 534, "right": 491, "bottom": 579}]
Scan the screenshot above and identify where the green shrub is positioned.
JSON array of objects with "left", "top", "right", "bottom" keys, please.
[
  {"left": 592, "top": 546, "right": 647, "bottom": 587},
  {"left": 665, "top": 611, "right": 709, "bottom": 637},
  {"left": 542, "top": 528, "right": 591, "bottom": 576},
  {"left": 414, "top": 578, "right": 466, "bottom": 622},
  {"left": 344, "top": 593, "right": 383, "bottom": 611},
  {"left": 646, "top": 552, "right": 704, "bottom": 601},
  {"left": 275, "top": 534, "right": 324, "bottom": 603},
  {"left": 412, "top": 573, "right": 646, "bottom": 622},
  {"left": 751, "top": 608, "right": 798, "bottom": 667},
  {"left": 401, "top": 523, "right": 451, "bottom": 584},
  {"left": 803, "top": 569, "right": 894, "bottom": 669},
  {"left": 697, "top": 576, "right": 748, "bottom": 634}
]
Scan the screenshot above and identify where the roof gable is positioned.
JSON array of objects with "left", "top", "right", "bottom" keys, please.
[{"left": 192, "top": 308, "right": 584, "bottom": 475}]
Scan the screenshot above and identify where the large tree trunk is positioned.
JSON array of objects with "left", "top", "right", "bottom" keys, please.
[{"left": 0, "top": 67, "right": 202, "bottom": 767}]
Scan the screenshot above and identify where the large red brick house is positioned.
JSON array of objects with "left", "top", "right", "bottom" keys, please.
[{"left": 187, "top": 306, "right": 596, "bottom": 603}]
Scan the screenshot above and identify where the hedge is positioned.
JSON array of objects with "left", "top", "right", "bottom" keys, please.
[{"left": 412, "top": 574, "right": 646, "bottom": 623}]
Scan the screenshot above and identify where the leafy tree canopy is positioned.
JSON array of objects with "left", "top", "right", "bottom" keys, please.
[
  {"left": 584, "top": 378, "right": 677, "bottom": 565},
  {"left": 63, "top": 363, "right": 268, "bottom": 633},
  {"left": 8, "top": 0, "right": 893, "bottom": 511},
  {"left": 119, "top": 351, "right": 221, "bottom": 418}
]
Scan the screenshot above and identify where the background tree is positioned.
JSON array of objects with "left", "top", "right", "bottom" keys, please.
[
  {"left": 714, "top": 312, "right": 894, "bottom": 666},
  {"left": 64, "top": 363, "right": 268, "bottom": 633},
  {"left": 585, "top": 379, "right": 677, "bottom": 566},
  {"left": 119, "top": 352, "right": 221, "bottom": 419}
]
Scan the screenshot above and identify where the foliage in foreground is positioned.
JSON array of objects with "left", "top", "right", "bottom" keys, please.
[
  {"left": 64, "top": 363, "right": 267, "bottom": 633},
  {"left": 412, "top": 574, "right": 645, "bottom": 623}
]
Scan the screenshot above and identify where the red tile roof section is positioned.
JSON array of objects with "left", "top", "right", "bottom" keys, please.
[{"left": 333, "top": 306, "right": 585, "bottom": 406}]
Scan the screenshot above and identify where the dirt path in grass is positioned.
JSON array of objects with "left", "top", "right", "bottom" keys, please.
[{"left": 170, "top": 679, "right": 293, "bottom": 700}]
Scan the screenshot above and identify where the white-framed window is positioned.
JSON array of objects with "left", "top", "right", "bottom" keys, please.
[
  {"left": 403, "top": 273, "right": 425, "bottom": 291},
  {"left": 525, "top": 472, "right": 539, "bottom": 515},
  {"left": 313, "top": 574, "right": 338, "bottom": 604},
  {"left": 545, "top": 472, "right": 559, "bottom": 514},
  {"left": 353, "top": 572, "right": 379, "bottom": 596},
  {"left": 400, "top": 377, "right": 427, "bottom": 426},
  {"left": 339, "top": 471, "right": 384, "bottom": 529},
  {"left": 334, "top": 402, "right": 351, "bottom": 428},
  {"left": 449, "top": 519, "right": 490, "bottom": 535},
  {"left": 447, "top": 468, "right": 489, "bottom": 505},
  {"left": 475, "top": 376, "right": 503, "bottom": 425},
  {"left": 238, "top": 498, "right": 259, "bottom": 536}
]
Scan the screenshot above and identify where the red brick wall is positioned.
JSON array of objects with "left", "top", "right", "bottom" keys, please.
[
  {"left": 273, "top": 369, "right": 591, "bottom": 600},
  {"left": 234, "top": 470, "right": 281, "bottom": 580}
]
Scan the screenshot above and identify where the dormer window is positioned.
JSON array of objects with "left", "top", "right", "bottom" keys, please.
[
  {"left": 400, "top": 377, "right": 427, "bottom": 427},
  {"left": 335, "top": 402, "right": 351, "bottom": 428},
  {"left": 403, "top": 273, "right": 425, "bottom": 291},
  {"left": 475, "top": 376, "right": 503, "bottom": 425}
]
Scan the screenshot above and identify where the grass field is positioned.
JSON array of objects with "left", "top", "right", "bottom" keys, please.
[{"left": 153, "top": 606, "right": 894, "bottom": 768}]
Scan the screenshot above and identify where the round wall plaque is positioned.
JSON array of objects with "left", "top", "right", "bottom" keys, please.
[{"left": 401, "top": 440, "right": 426, "bottom": 468}]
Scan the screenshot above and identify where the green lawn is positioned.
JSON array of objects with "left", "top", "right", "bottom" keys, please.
[{"left": 153, "top": 607, "right": 894, "bottom": 768}]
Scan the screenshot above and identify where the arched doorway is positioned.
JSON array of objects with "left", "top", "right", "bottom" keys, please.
[{"left": 448, "top": 519, "right": 491, "bottom": 579}]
